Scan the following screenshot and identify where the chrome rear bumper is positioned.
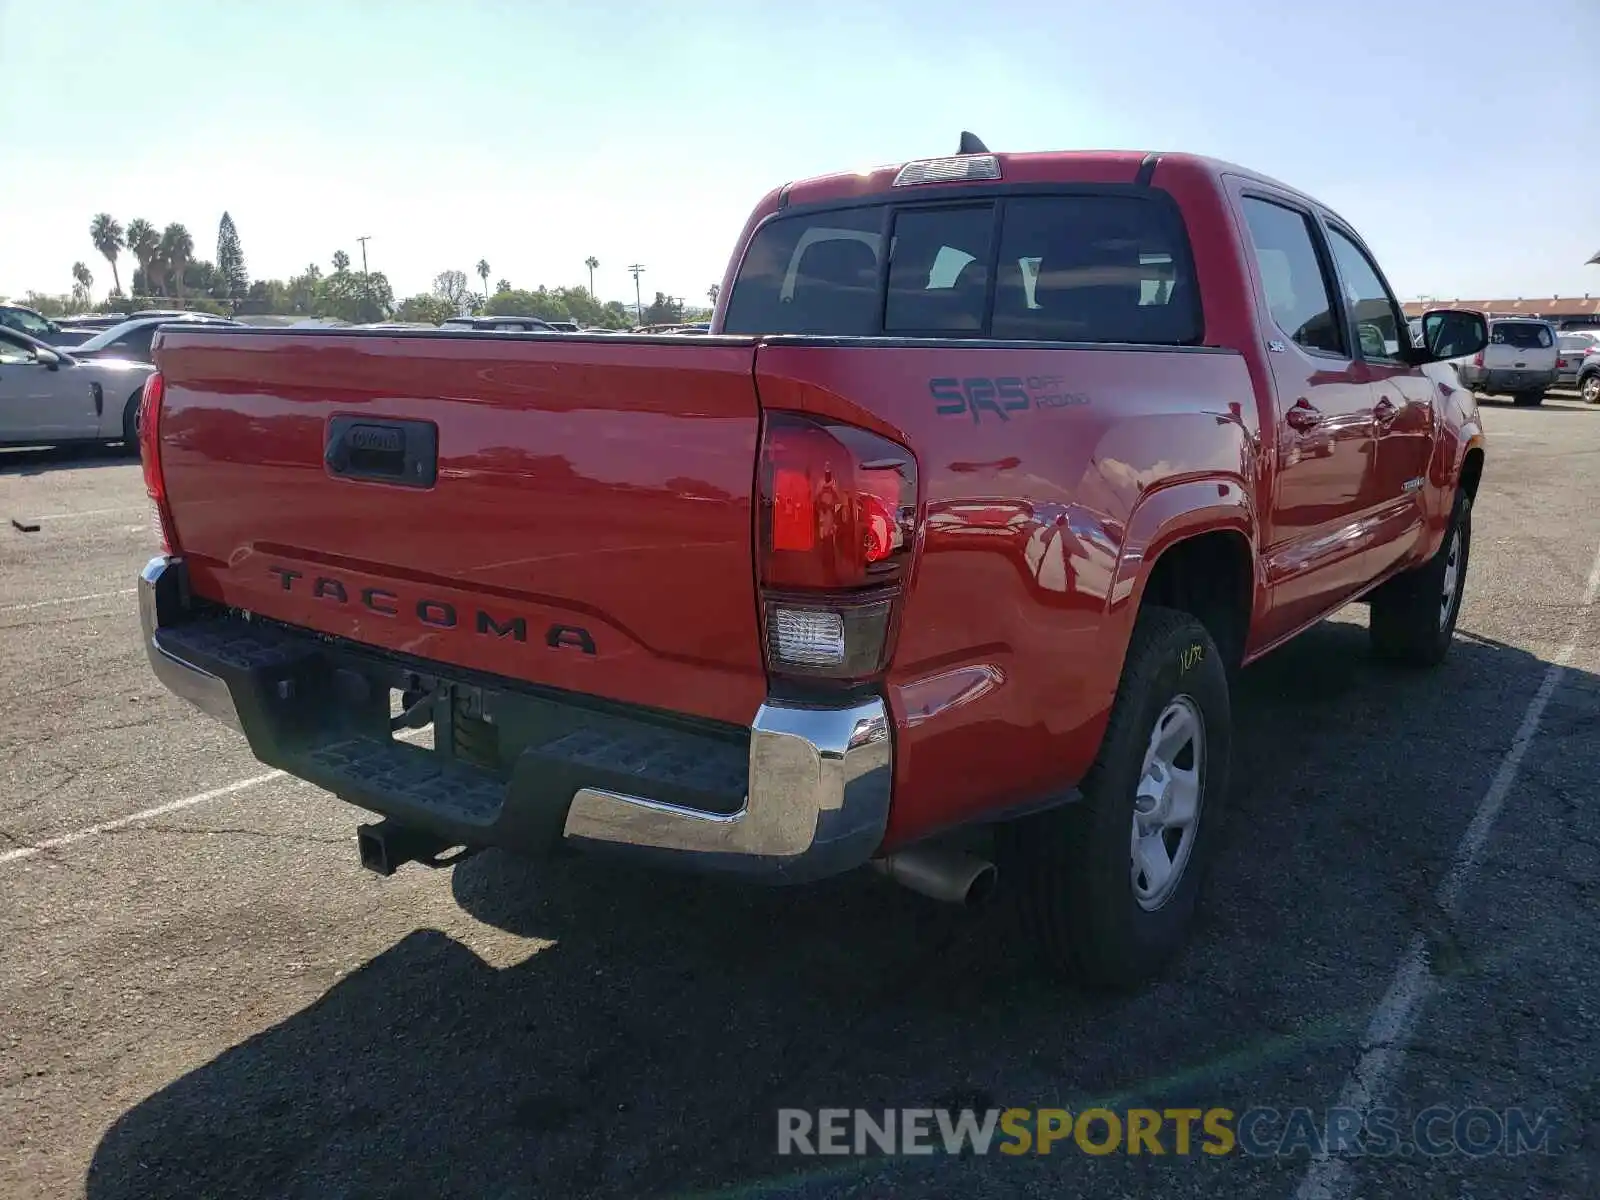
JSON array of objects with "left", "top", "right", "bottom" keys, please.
[{"left": 138, "top": 555, "right": 892, "bottom": 881}]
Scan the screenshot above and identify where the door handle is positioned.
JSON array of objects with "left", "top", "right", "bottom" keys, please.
[
  {"left": 1374, "top": 395, "right": 1398, "bottom": 425},
  {"left": 1285, "top": 400, "right": 1322, "bottom": 432}
]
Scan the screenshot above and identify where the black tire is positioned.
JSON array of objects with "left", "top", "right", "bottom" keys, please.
[
  {"left": 1511, "top": 389, "right": 1545, "bottom": 407},
  {"left": 121, "top": 388, "right": 143, "bottom": 452},
  {"left": 1369, "top": 489, "right": 1471, "bottom": 667},
  {"left": 1581, "top": 374, "right": 1600, "bottom": 405},
  {"left": 998, "top": 606, "right": 1231, "bottom": 990}
]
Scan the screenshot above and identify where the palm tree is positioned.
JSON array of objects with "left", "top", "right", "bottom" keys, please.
[
  {"left": 70, "top": 261, "right": 94, "bottom": 309},
  {"left": 90, "top": 214, "right": 125, "bottom": 296},
  {"left": 159, "top": 223, "right": 194, "bottom": 302},
  {"left": 126, "top": 218, "right": 160, "bottom": 296},
  {"left": 495, "top": 278, "right": 511, "bottom": 294},
  {"left": 707, "top": 283, "right": 720, "bottom": 305},
  {"left": 332, "top": 250, "right": 351, "bottom": 272},
  {"left": 585, "top": 256, "right": 599, "bottom": 296},
  {"left": 476, "top": 259, "right": 491, "bottom": 299}
]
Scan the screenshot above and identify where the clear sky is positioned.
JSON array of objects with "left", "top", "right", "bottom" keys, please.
[{"left": 3, "top": 0, "right": 1598, "bottom": 307}]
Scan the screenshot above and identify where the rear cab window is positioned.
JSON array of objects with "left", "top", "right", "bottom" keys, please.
[{"left": 721, "top": 191, "right": 1201, "bottom": 344}]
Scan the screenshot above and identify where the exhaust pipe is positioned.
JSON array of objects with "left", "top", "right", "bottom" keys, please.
[{"left": 872, "top": 845, "right": 998, "bottom": 907}]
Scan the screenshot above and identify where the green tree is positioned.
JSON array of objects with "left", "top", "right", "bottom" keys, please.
[
  {"left": 240, "top": 278, "right": 289, "bottom": 315},
  {"left": 394, "top": 294, "right": 456, "bottom": 324},
  {"left": 332, "top": 249, "right": 351, "bottom": 272},
  {"left": 90, "top": 214, "right": 124, "bottom": 296},
  {"left": 585, "top": 256, "right": 599, "bottom": 296},
  {"left": 286, "top": 265, "right": 322, "bottom": 314},
  {"left": 476, "top": 259, "right": 491, "bottom": 300},
  {"left": 159, "top": 223, "right": 194, "bottom": 301},
  {"left": 126, "top": 218, "right": 160, "bottom": 295},
  {"left": 319, "top": 269, "right": 393, "bottom": 323},
  {"left": 432, "top": 269, "right": 471, "bottom": 311},
  {"left": 495, "top": 278, "right": 511, "bottom": 294},
  {"left": 216, "top": 212, "right": 248, "bottom": 299},
  {"left": 642, "top": 291, "right": 684, "bottom": 325},
  {"left": 22, "top": 291, "right": 67, "bottom": 317},
  {"left": 182, "top": 259, "right": 220, "bottom": 297}
]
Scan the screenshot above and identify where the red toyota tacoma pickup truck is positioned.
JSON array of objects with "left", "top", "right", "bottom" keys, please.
[{"left": 136, "top": 138, "right": 1489, "bottom": 988}]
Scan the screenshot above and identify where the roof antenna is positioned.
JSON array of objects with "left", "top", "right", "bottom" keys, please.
[{"left": 958, "top": 131, "right": 989, "bottom": 154}]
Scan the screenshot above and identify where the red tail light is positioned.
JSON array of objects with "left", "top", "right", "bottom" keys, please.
[
  {"left": 138, "top": 372, "right": 180, "bottom": 554},
  {"left": 1472, "top": 352, "right": 1484, "bottom": 367},
  {"left": 757, "top": 412, "right": 919, "bottom": 683}
]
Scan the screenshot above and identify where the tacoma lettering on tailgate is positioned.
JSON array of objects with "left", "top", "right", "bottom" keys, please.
[{"left": 266, "top": 566, "right": 596, "bottom": 654}]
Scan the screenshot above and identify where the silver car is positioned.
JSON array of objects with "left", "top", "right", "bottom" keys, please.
[
  {"left": 1556, "top": 331, "right": 1599, "bottom": 390},
  {"left": 0, "top": 327, "right": 156, "bottom": 447}
]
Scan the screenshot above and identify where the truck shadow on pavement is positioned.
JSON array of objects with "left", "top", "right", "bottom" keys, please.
[{"left": 86, "top": 618, "right": 1599, "bottom": 1200}]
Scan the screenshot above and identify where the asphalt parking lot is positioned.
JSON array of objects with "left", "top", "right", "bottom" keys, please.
[{"left": 3, "top": 394, "right": 1599, "bottom": 1200}]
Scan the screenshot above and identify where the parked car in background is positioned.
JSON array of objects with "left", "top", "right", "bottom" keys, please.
[
  {"left": 57, "top": 313, "right": 129, "bottom": 331},
  {"left": 0, "top": 326, "right": 156, "bottom": 446},
  {"left": 1455, "top": 316, "right": 1558, "bottom": 405},
  {"left": 1577, "top": 347, "right": 1600, "bottom": 404},
  {"left": 438, "top": 315, "right": 555, "bottom": 333},
  {"left": 66, "top": 313, "right": 240, "bottom": 364},
  {"left": 542, "top": 320, "right": 581, "bottom": 333},
  {"left": 1556, "top": 330, "right": 1600, "bottom": 390},
  {"left": 0, "top": 303, "right": 95, "bottom": 348}
]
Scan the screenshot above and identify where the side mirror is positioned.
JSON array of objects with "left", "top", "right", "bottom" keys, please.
[
  {"left": 37, "top": 349, "right": 61, "bottom": 370},
  {"left": 1417, "top": 308, "right": 1488, "bottom": 364}
]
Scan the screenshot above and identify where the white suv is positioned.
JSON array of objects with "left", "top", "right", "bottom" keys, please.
[{"left": 1455, "top": 317, "right": 1559, "bottom": 406}]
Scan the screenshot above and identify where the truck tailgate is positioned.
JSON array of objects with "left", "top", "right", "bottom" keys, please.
[{"left": 153, "top": 329, "right": 767, "bottom": 727}]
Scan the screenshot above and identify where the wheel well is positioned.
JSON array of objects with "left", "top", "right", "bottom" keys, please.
[
  {"left": 1459, "top": 447, "right": 1484, "bottom": 503},
  {"left": 1139, "top": 530, "right": 1253, "bottom": 672}
]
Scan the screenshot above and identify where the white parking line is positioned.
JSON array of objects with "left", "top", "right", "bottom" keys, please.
[
  {"left": 0, "top": 728, "right": 432, "bottom": 869},
  {"left": 1295, "top": 538, "right": 1600, "bottom": 1200},
  {"left": 0, "top": 770, "right": 285, "bottom": 866},
  {"left": 0, "top": 588, "right": 137, "bottom": 615},
  {"left": 26, "top": 506, "right": 146, "bottom": 521}
]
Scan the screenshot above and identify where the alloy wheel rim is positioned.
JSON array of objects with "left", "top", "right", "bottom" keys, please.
[
  {"left": 1439, "top": 528, "right": 1462, "bottom": 631},
  {"left": 1130, "top": 695, "right": 1205, "bottom": 912}
]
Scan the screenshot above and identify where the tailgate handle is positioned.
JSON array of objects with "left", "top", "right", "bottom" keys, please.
[{"left": 325, "top": 416, "right": 438, "bottom": 488}]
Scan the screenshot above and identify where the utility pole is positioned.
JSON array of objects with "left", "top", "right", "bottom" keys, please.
[
  {"left": 628, "top": 264, "right": 645, "bottom": 326},
  {"left": 356, "top": 235, "right": 373, "bottom": 321}
]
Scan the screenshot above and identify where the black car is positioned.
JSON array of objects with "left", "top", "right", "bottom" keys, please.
[
  {"left": 0, "top": 303, "right": 93, "bottom": 348},
  {"left": 66, "top": 314, "right": 240, "bottom": 363}
]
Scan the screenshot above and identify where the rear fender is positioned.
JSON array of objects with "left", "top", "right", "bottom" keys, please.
[{"left": 1103, "top": 476, "right": 1259, "bottom": 685}]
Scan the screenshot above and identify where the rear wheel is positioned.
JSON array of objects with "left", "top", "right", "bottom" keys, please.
[
  {"left": 1511, "top": 389, "right": 1545, "bottom": 407},
  {"left": 1581, "top": 374, "right": 1600, "bottom": 405},
  {"left": 120, "top": 388, "right": 143, "bottom": 452},
  {"left": 999, "top": 606, "right": 1231, "bottom": 990},
  {"left": 1369, "top": 489, "right": 1471, "bottom": 666}
]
